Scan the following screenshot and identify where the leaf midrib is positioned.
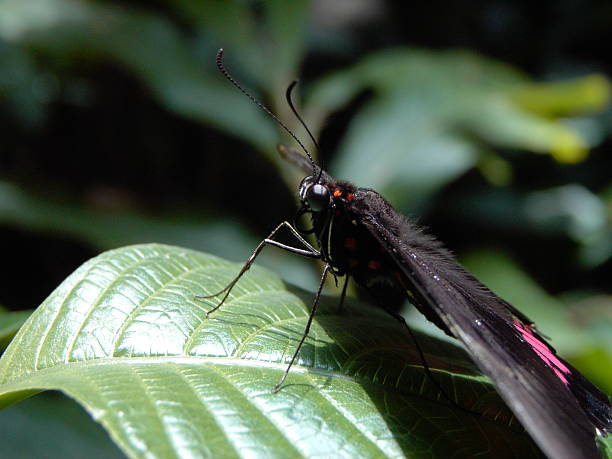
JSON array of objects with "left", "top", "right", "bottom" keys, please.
[{"left": 0, "top": 355, "right": 363, "bottom": 392}]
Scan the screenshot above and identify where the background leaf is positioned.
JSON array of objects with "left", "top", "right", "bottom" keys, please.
[
  {"left": 0, "top": 392, "right": 123, "bottom": 458},
  {"left": 0, "top": 0, "right": 278, "bottom": 149},
  {"left": 0, "top": 306, "right": 31, "bottom": 350},
  {"left": 306, "top": 49, "right": 608, "bottom": 208}
]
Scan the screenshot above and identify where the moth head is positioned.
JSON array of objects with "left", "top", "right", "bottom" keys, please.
[{"left": 299, "top": 176, "right": 331, "bottom": 212}]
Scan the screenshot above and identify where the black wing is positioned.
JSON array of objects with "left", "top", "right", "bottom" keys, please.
[{"left": 352, "top": 189, "right": 611, "bottom": 459}]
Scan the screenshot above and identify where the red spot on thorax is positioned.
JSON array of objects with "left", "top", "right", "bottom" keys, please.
[
  {"left": 344, "top": 237, "right": 357, "bottom": 249},
  {"left": 368, "top": 260, "right": 381, "bottom": 270},
  {"left": 513, "top": 319, "right": 570, "bottom": 385},
  {"left": 333, "top": 188, "right": 354, "bottom": 201}
]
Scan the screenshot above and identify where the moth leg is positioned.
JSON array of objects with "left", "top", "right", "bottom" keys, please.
[
  {"left": 274, "top": 263, "right": 331, "bottom": 392},
  {"left": 196, "top": 221, "right": 321, "bottom": 317},
  {"left": 337, "top": 275, "right": 350, "bottom": 314},
  {"left": 376, "top": 302, "right": 465, "bottom": 409}
]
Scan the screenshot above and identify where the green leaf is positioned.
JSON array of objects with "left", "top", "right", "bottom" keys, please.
[
  {"left": 172, "top": 0, "right": 261, "bottom": 72},
  {"left": 170, "top": 0, "right": 307, "bottom": 88},
  {"left": 524, "top": 185, "right": 611, "bottom": 267},
  {"left": 0, "top": 40, "right": 50, "bottom": 126},
  {"left": 0, "top": 306, "right": 32, "bottom": 351},
  {"left": 0, "top": 244, "right": 543, "bottom": 458},
  {"left": 0, "top": 392, "right": 123, "bottom": 458},
  {"left": 263, "top": 0, "right": 309, "bottom": 86},
  {"left": 330, "top": 92, "right": 476, "bottom": 207},
  {"left": 510, "top": 74, "right": 610, "bottom": 116}
]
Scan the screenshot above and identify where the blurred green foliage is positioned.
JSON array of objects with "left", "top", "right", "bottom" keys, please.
[
  {"left": 0, "top": 391, "right": 124, "bottom": 458},
  {"left": 0, "top": 0, "right": 610, "bottom": 456},
  {"left": 0, "top": 305, "right": 31, "bottom": 350}
]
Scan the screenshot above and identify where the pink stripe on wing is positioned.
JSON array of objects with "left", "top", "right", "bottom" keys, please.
[{"left": 513, "top": 319, "right": 570, "bottom": 385}]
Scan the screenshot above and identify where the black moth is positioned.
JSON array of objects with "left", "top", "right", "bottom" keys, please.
[{"left": 204, "top": 49, "right": 612, "bottom": 459}]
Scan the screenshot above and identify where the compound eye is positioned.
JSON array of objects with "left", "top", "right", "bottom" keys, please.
[{"left": 306, "top": 183, "right": 330, "bottom": 211}]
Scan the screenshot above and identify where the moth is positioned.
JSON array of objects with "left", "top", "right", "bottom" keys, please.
[{"left": 204, "top": 49, "right": 611, "bottom": 459}]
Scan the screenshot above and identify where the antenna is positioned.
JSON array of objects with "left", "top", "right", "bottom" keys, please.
[
  {"left": 215, "top": 49, "right": 317, "bottom": 178},
  {"left": 285, "top": 81, "right": 320, "bottom": 152},
  {"left": 285, "top": 81, "right": 324, "bottom": 182}
]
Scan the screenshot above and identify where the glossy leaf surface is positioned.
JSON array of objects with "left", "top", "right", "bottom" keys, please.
[{"left": 0, "top": 244, "right": 544, "bottom": 458}]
